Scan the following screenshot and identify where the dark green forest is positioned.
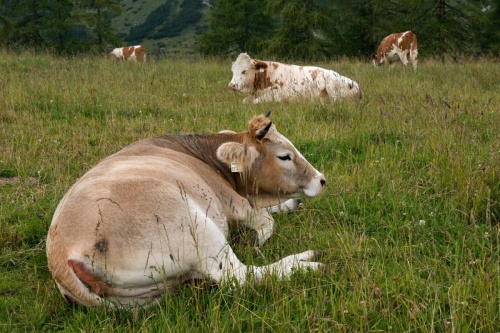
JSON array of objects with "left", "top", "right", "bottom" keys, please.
[{"left": 1, "top": 0, "right": 499, "bottom": 59}]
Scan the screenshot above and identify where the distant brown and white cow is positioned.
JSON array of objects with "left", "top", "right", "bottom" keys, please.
[
  {"left": 228, "top": 53, "right": 362, "bottom": 103},
  {"left": 46, "top": 113, "right": 326, "bottom": 308},
  {"left": 110, "top": 45, "right": 147, "bottom": 62},
  {"left": 372, "top": 31, "right": 418, "bottom": 71}
]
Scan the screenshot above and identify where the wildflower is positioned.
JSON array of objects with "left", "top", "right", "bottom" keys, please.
[{"left": 419, "top": 220, "right": 425, "bottom": 226}]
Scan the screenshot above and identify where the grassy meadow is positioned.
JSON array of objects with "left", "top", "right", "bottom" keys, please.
[{"left": 0, "top": 50, "right": 499, "bottom": 332}]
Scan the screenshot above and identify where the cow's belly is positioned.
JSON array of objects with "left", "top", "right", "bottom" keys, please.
[
  {"left": 386, "top": 49, "right": 403, "bottom": 62},
  {"left": 50, "top": 156, "right": 230, "bottom": 293}
]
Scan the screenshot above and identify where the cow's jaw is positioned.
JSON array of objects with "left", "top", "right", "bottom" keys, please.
[{"left": 302, "top": 173, "right": 326, "bottom": 197}]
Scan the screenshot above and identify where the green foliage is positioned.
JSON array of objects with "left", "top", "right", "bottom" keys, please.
[
  {"left": 200, "top": 0, "right": 499, "bottom": 59},
  {"left": 198, "top": 0, "right": 275, "bottom": 56},
  {"left": 263, "top": 0, "right": 333, "bottom": 60},
  {"left": 3, "top": 0, "right": 499, "bottom": 58},
  {"left": 153, "top": 0, "right": 204, "bottom": 39},
  {"left": 80, "top": 0, "right": 123, "bottom": 53},
  {"left": 1, "top": 0, "right": 123, "bottom": 54},
  {"left": 485, "top": 0, "right": 500, "bottom": 54},
  {"left": 0, "top": 51, "right": 499, "bottom": 332},
  {"left": 126, "top": 0, "right": 204, "bottom": 45},
  {"left": 329, "top": 0, "right": 498, "bottom": 58},
  {"left": 126, "top": 1, "right": 174, "bottom": 44}
]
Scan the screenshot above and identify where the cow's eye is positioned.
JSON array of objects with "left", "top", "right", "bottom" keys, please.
[
  {"left": 242, "top": 70, "right": 247, "bottom": 74},
  {"left": 278, "top": 154, "right": 291, "bottom": 161}
]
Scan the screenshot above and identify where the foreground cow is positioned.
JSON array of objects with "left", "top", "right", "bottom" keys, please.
[
  {"left": 372, "top": 31, "right": 418, "bottom": 71},
  {"left": 46, "top": 113, "right": 326, "bottom": 308},
  {"left": 228, "top": 53, "right": 362, "bottom": 103},
  {"left": 110, "top": 45, "right": 147, "bottom": 62}
]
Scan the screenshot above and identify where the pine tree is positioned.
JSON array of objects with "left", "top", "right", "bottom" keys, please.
[
  {"left": 263, "top": 0, "right": 332, "bottom": 61},
  {"left": 78, "top": 0, "right": 123, "bottom": 54},
  {"left": 198, "top": 0, "right": 275, "bottom": 56}
]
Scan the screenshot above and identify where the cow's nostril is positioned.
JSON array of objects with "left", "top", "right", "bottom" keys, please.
[{"left": 320, "top": 179, "right": 326, "bottom": 187}]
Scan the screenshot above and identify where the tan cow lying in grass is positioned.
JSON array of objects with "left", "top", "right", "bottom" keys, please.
[
  {"left": 46, "top": 113, "right": 326, "bottom": 308},
  {"left": 228, "top": 53, "right": 362, "bottom": 103}
]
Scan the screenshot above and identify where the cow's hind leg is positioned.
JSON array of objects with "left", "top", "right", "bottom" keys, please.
[
  {"left": 398, "top": 51, "right": 410, "bottom": 70},
  {"left": 409, "top": 50, "right": 418, "bottom": 71}
]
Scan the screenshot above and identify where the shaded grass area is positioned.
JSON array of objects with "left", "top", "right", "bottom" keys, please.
[{"left": 0, "top": 51, "right": 498, "bottom": 332}]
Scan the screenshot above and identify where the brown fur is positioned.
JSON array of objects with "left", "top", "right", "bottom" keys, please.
[
  {"left": 372, "top": 31, "right": 418, "bottom": 66},
  {"left": 123, "top": 46, "right": 135, "bottom": 60},
  {"left": 310, "top": 69, "right": 319, "bottom": 81},
  {"left": 253, "top": 70, "right": 273, "bottom": 91},
  {"left": 133, "top": 45, "right": 147, "bottom": 62}
]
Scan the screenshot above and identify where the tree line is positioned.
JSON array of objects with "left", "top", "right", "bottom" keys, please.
[
  {"left": 1, "top": 0, "right": 499, "bottom": 60},
  {"left": 0, "top": 0, "right": 122, "bottom": 54},
  {"left": 198, "top": 0, "right": 500, "bottom": 60}
]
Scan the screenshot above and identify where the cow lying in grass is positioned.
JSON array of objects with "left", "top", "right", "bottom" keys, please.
[
  {"left": 46, "top": 113, "right": 326, "bottom": 308},
  {"left": 228, "top": 53, "right": 362, "bottom": 103}
]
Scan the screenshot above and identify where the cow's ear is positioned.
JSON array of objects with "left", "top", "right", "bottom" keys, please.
[
  {"left": 252, "top": 60, "right": 268, "bottom": 70},
  {"left": 216, "top": 142, "right": 260, "bottom": 172}
]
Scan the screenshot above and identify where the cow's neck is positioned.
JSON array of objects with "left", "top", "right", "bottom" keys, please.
[
  {"left": 158, "top": 133, "right": 244, "bottom": 189},
  {"left": 252, "top": 66, "right": 273, "bottom": 92},
  {"left": 153, "top": 133, "right": 268, "bottom": 199}
]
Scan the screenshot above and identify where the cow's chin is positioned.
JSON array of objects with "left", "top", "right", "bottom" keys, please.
[{"left": 302, "top": 183, "right": 324, "bottom": 198}]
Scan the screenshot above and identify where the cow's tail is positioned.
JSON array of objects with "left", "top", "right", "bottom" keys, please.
[{"left": 47, "top": 239, "right": 105, "bottom": 307}]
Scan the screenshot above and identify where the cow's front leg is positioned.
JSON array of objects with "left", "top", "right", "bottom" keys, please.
[
  {"left": 247, "top": 198, "right": 303, "bottom": 246},
  {"left": 268, "top": 198, "right": 303, "bottom": 214},
  {"left": 252, "top": 88, "right": 282, "bottom": 104},
  {"left": 246, "top": 208, "right": 275, "bottom": 247},
  {"left": 197, "top": 228, "right": 323, "bottom": 286}
]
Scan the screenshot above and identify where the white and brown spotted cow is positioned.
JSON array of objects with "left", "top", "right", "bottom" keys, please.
[
  {"left": 110, "top": 45, "right": 147, "bottom": 62},
  {"left": 228, "top": 53, "right": 362, "bottom": 104},
  {"left": 46, "top": 113, "right": 326, "bottom": 308},
  {"left": 372, "top": 31, "right": 418, "bottom": 71}
]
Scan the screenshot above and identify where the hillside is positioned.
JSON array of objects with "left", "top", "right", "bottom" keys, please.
[{"left": 112, "top": 0, "right": 212, "bottom": 57}]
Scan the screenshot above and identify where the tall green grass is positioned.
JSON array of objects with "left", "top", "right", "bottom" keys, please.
[{"left": 0, "top": 50, "right": 498, "bottom": 332}]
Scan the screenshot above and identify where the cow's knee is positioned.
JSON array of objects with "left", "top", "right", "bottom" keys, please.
[{"left": 252, "top": 209, "right": 275, "bottom": 246}]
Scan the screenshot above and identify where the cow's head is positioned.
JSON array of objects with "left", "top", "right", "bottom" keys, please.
[
  {"left": 228, "top": 53, "right": 268, "bottom": 93},
  {"left": 339, "top": 79, "right": 363, "bottom": 100},
  {"left": 372, "top": 53, "right": 383, "bottom": 67},
  {"left": 216, "top": 113, "right": 326, "bottom": 198}
]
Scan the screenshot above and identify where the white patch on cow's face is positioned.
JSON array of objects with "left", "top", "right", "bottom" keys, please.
[{"left": 228, "top": 53, "right": 256, "bottom": 93}]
